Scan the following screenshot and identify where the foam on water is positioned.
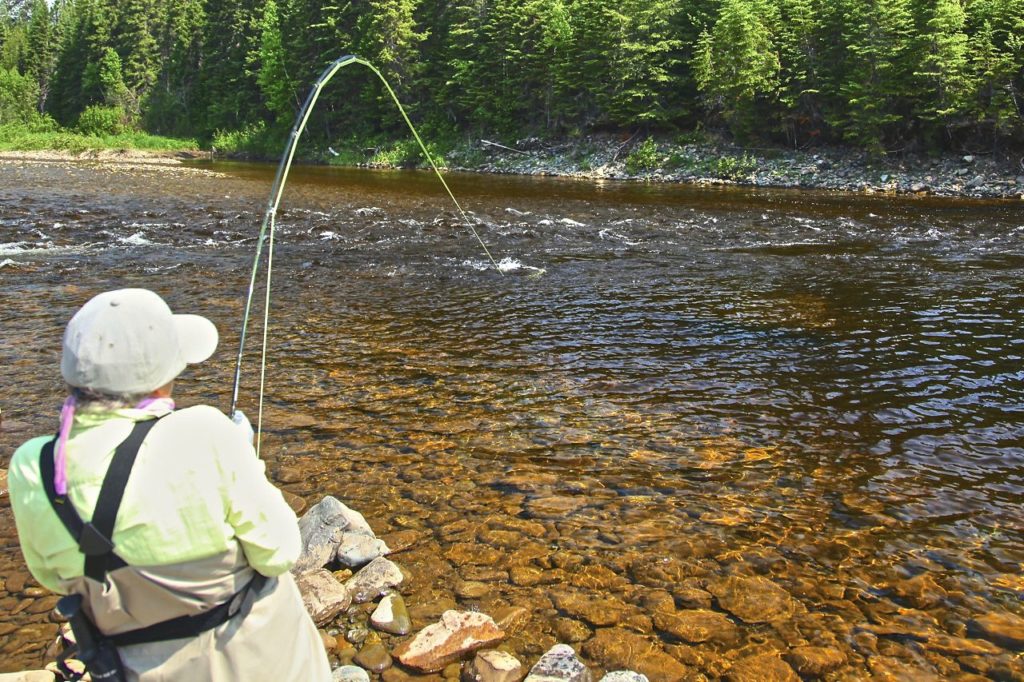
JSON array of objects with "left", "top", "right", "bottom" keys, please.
[
  {"left": 0, "top": 242, "right": 29, "bottom": 255},
  {"left": 120, "top": 232, "right": 154, "bottom": 246},
  {"left": 460, "top": 256, "right": 547, "bottom": 276}
]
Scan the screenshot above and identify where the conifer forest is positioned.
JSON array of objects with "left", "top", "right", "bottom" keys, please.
[{"left": 1, "top": 0, "right": 1022, "bottom": 156}]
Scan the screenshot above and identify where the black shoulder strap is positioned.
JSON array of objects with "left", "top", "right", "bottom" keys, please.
[{"left": 40, "top": 418, "right": 162, "bottom": 582}]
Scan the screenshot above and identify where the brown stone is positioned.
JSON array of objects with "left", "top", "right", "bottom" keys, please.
[
  {"left": 968, "top": 612, "right": 1024, "bottom": 650},
  {"left": 708, "top": 576, "right": 796, "bottom": 623},
  {"left": 582, "top": 628, "right": 692, "bottom": 682},
  {"left": 394, "top": 611, "right": 506, "bottom": 673},
  {"left": 296, "top": 569, "right": 352, "bottom": 625},
  {"left": 725, "top": 654, "right": 799, "bottom": 682},
  {"left": 492, "top": 607, "right": 531, "bottom": 636},
  {"left": 553, "top": 618, "right": 593, "bottom": 643},
  {"left": 281, "top": 489, "right": 307, "bottom": 515},
  {"left": 445, "top": 543, "right": 504, "bottom": 567},
  {"left": 551, "top": 593, "right": 633, "bottom": 628},
  {"left": 354, "top": 640, "right": 393, "bottom": 672},
  {"left": 509, "top": 566, "right": 544, "bottom": 587},
  {"left": 380, "top": 530, "right": 425, "bottom": 554},
  {"left": 891, "top": 574, "right": 947, "bottom": 610},
  {"left": 784, "top": 646, "right": 846, "bottom": 677},
  {"left": 524, "top": 496, "right": 587, "bottom": 518},
  {"left": 569, "top": 565, "right": 627, "bottom": 591},
  {"left": 455, "top": 581, "right": 490, "bottom": 599},
  {"left": 652, "top": 609, "right": 738, "bottom": 644}
]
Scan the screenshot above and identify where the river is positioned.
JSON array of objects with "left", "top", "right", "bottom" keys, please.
[{"left": 1, "top": 157, "right": 1022, "bottom": 678}]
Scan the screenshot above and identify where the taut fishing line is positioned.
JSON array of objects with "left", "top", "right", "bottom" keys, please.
[{"left": 229, "top": 54, "right": 502, "bottom": 455}]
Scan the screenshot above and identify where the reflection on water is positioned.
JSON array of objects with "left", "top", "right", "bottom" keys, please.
[{"left": 1, "top": 159, "right": 1022, "bottom": 677}]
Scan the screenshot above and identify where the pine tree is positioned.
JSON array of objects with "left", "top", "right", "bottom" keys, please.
[
  {"left": 252, "top": 0, "right": 293, "bottom": 120},
  {"left": 115, "top": 0, "right": 159, "bottom": 114},
  {"left": 355, "top": 0, "right": 426, "bottom": 131},
  {"left": 777, "top": 0, "right": 823, "bottom": 144},
  {"left": 915, "top": 0, "right": 972, "bottom": 141},
  {"left": 25, "top": 0, "right": 52, "bottom": 110},
  {"left": 694, "top": 0, "right": 781, "bottom": 136}
]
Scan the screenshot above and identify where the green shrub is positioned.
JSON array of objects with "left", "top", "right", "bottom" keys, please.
[
  {"left": 625, "top": 138, "right": 660, "bottom": 174},
  {"left": 0, "top": 67, "right": 40, "bottom": 125},
  {"left": 76, "top": 105, "right": 130, "bottom": 136},
  {"left": 707, "top": 152, "right": 758, "bottom": 180}
]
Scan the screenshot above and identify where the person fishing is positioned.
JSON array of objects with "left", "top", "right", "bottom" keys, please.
[{"left": 7, "top": 288, "right": 331, "bottom": 681}]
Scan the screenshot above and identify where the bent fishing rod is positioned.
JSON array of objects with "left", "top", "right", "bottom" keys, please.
[{"left": 229, "top": 54, "right": 501, "bottom": 455}]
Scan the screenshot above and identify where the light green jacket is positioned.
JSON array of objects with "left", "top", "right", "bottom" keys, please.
[{"left": 9, "top": 404, "right": 300, "bottom": 594}]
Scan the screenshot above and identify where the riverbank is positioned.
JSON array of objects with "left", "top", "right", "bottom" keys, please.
[
  {"left": 3, "top": 135, "right": 1022, "bottom": 200},
  {"left": 433, "top": 134, "right": 1024, "bottom": 200}
]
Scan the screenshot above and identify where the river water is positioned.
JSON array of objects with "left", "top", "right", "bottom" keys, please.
[{"left": 1, "top": 158, "right": 1022, "bottom": 678}]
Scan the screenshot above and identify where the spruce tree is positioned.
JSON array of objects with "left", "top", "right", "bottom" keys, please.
[{"left": 916, "top": 0, "right": 972, "bottom": 142}]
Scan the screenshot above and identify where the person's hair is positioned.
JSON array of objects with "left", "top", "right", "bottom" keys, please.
[{"left": 69, "top": 385, "right": 150, "bottom": 409}]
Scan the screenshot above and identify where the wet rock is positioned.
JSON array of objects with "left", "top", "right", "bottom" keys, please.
[
  {"left": 867, "top": 655, "right": 939, "bottom": 681},
  {"left": 345, "top": 557, "right": 405, "bottom": 603},
  {"left": 464, "top": 650, "right": 525, "bottom": 682},
  {"left": 525, "top": 495, "right": 588, "bottom": 518},
  {"left": 725, "top": 654, "right": 798, "bottom": 682},
  {"left": 708, "top": 576, "right": 796, "bottom": 623},
  {"left": 382, "top": 669, "right": 445, "bottom": 682},
  {"left": 672, "top": 586, "right": 713, "bottom": 610},
  {"left": 784, "top": 646, "right": 846, "bottom": 677},
  {"left": 354, "top": 639, "right": 393, "bottom": 673},
  {"left": 509, "top": 566, "right": 545, "bottom": 586},
  {"left": 551, "top": 592, "right": 634, "bottom": 627},
  {"left": 523, "top": 644, "right": 592, "bottom": 682},
  {"left": 569, "top": 565, "right": 627, "bottom": 591},
  {"left": 336, "top": 532, "right": 390, "bottom": 569},
  {"left": 333, "top": 665, "right": 371, "bottom": 682},
  {"left": 926, "top": 634, "right": 1001, "bottom": 656},
  {"left": 652, "top": 609, "right": 738, "bottom": 644},
  {"left": 966, "top": 175, "right": 985, "bottom": 189},
  {"left": 297, "top": 569, "right": 353, "bottom": 625},
  {"left": 493, "top": 606, "right": 531, "bottom": 636},
  {"left": 553, "top": 618, "right": 593, "bottom": 643},
  {"left": 295, "top": 496, "right": 377, "bottom": 574},
  {"left": 393, "top": 610, "right": 506, "bottom": 673},
  {"left": 582, "top": 629, "right": 691, "bottom": 682},
  {"left": 455, "top": 580, "right": 490, "bottom": 599},
  {"left": 380, "top": 530, "right": 424, "bottom": 554},
  {"left": 281, "top": 490, "right": 307, "bottom": 515},
  {"left": 462, "top": 567, "right": 509, "bottom": 583},
  {"left": 967, "top": 612, "right": 1024, "bottom": 650},
  {"left": 598, "top": 674, "right": 648, "bottom": 682},
  {"left": 641, "top": 590, "right": 675, "bottom": 614},
  {"left": 370, "top": 594, "right": 412, "bottom": 636},
  {"left": 445, "top": 543, "right": 504, "bottom": 567}
]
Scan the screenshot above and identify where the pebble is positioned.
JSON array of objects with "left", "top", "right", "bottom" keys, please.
[
  {"left": 455, "top": 580, "right": 490, "bottom": 599},
  {"left": 354, "top": 640, "right": 393, "bottom": 673},
  {"left": 332, "top": 665, "right": 371, "bottom": 682},
  {"left": 370, "top": 594, "right": 412, "bottom": 636},
  {"left": 552, "top": 618, "right": 592, "bottom": 643}
]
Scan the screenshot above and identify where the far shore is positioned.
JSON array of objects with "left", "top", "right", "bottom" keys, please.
[{"left": 2, "top": 139, "right": 1022, "bottom": 201}]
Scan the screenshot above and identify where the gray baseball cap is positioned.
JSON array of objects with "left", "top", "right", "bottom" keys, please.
[{"left": 61, "top": 289, "right": 218, "bottom": 395}]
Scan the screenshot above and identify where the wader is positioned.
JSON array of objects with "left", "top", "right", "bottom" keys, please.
[{"left": 39, "top": 418, "right": 329, "bottom": 681}]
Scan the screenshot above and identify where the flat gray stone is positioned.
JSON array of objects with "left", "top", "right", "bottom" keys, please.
[
  {"left": 599, "top": 674, "right": 648, "bottom": 682},
  {"left": 296, "top": 569, "right": 352, "bottom": 625},
  {"left": 332, "top": 665, "right": 371, "bottom": 682},
  {"left": 294, "top": 497, "right": 378, "bottom": 574},
  {"left": 336, "top": 532, "right": 390, "bottom": 568},
  {"left": 344, "top": 557, "right": 405, "bottom": 603}
]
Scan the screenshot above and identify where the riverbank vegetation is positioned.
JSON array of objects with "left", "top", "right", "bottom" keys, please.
[{"left": 1, "top": 0, "right": 1022, "bottom": 162}]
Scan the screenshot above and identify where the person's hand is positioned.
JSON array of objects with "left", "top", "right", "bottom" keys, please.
[{"left": 230, "top": 410, "right": 255, "bottom": 445}]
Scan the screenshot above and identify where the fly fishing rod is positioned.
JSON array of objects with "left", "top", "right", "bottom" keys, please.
[{"left": 229, "top": 54, "right": 502, "bottom": 454}]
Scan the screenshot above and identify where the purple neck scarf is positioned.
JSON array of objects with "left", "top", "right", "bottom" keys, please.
[{"left": 53, "top": 395, "right": 175, "bottom": 496}]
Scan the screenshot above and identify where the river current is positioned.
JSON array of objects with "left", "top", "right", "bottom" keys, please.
[{"left": 1, "top": 158, "right": 1022, "bottom": 678}]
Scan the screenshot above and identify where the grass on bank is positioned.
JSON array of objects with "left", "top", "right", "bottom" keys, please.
[{"left": 0, "top": 124, "right": 197, "bottom": 154}]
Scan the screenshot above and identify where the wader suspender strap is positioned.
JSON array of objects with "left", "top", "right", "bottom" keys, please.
[{"left": 40, "top": 418, "right": 161, "bottom": 582}]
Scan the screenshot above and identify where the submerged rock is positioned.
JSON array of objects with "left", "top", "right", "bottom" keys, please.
[
  {"left": 582, "top": 629, "right": 690, "bottom": 682},
  {"left": 784, "top": 646, "right": 846, "bottom": 677},
  {"left": 968, "top": 612, "right": 1024, "bottom": 650},
  {"left": 297, "top": 569, "right": 353, "bottom": 626},
  {"left": 354, "top": 639, "right": 393, "bottom": 673},
  {"left": 651, "top": 609, "right": 738, "bottom": 644},
  {"left": 393, "top": 610, "right": 505, "bottom": 672},
  {"left": 725, "top": 654, "right": 799, "bottom": 682},
  {"left": 523, "top": 644, "right": 591, "bottom": 682},
  {"left": 598, "top": 674, "right": 648, "bottom": 682},
  {"left": 708, "top": 576, "right": 796, "bottom": 623}
]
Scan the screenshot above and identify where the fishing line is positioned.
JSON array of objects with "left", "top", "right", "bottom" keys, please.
[{"left": 230, "top": 54, "right": 502, "bottom": 455}]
